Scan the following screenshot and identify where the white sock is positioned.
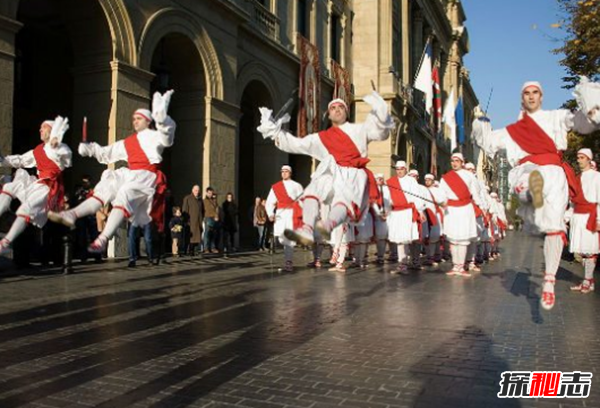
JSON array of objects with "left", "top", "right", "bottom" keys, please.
[
  {"left": 453, "top": 244, "right": 467, "bottom": 268},
  {"left": 284, "top": 245, "right": 293, "bottom": 263},
  {"left": 0, "top": 194, "right": 12, "bottom": 216},
  {"left": 398, "top": 244, "right": 408, "bottom": 264},
  {"left": 543, "top": 235, "right": 564, "bottom": 293},
  {"left": 100, "top": 208, "right": 127, "bottom": 241},
  {"left": 326, "top": 205, "right": 348, "bottom": 230},
  {"left": 302, "top": 198, "right": 319, "bottom": 229},
  {"left": 584, "top": 256, "right": 596, "bottom": 280},
  {"left": 72, "top": 197, "right": 103, "bottom": 218},
  {"left": 338, "top": 243, "right": 348, "bottom": 265},
  {"left": 5, "top": 216, "right": 28, "bottom": 242}
]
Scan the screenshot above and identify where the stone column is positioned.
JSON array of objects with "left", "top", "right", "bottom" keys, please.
[
  {"left": 0, "top": 15, "right": 21, "bottom": 165},
  {"left": 203, "top": 96, "right": 240, "bottom": 198}
]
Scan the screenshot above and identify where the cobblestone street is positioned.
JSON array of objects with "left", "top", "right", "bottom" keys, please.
[{"left": 0, "top": 231, "right": 598, "bottom": 408}]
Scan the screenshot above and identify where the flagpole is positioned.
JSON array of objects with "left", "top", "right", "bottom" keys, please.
[{"left": 412, "top": 35, "right": 434, "bottom": 85}]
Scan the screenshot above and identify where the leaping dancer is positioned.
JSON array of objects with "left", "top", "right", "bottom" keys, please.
[
  {"left": 256, "top": 91, "right": 394, "bottom": 247},
  {"left": 0, "top": 117, "right": 72, "bottom": 254},
  {"left": 48, "top": 90, "right": 176, "bottom": 254}
]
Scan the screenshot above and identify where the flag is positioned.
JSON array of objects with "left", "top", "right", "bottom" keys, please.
[
  {"left": 414, "top": 39, "right": 433, "bottom": 114},
  {"left": 297, "top": 34, "right": 320, "bottom": 137},
  {"left": 432, "top": 66, "right": 442, "bottom": 133},
  {"left": 456, "top": 96, "right": 465, "bottom": 145},
  {"left": 442, "top": 89, "right": 456, "bottom": 151}
]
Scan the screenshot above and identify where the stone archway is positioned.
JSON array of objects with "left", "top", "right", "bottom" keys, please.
[
  {"left": 11, "top": 0, "right": 116, "bottom": 186},
  {"left": 237, "top": 80, "right": 287, "bottom": 247},
  {"left": 149, "top": 33, "right": 207, "bottom": 205}
]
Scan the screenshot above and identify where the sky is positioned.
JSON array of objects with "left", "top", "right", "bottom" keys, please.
[{"left": 462, "top": 0, "right": 571, "bottom": 126}]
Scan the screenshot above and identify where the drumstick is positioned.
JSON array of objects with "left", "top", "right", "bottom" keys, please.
[{"left": 82, "top": 117, "right": 88, "bottom": 142}]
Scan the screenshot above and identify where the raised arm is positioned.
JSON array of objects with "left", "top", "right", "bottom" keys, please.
[
  {"left": 78, "top": 140, "right": 127, "bottom": 165},
  {"left": 362, "top": 91, "right": 395, "bottom": 142},
  {"left": 256, "top": 107, "right": 327, "bottom": 159},
  {"left": 152, "top": 90, "right": 176, "bottom": 147},
  {"left": 1, "top": 150, "right": 35, "bottom": 169},
  {"left": 471, "top": 115, "right": 508, "bottom": 159}
]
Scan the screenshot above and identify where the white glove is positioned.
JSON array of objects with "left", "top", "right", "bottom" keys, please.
[
  {"left": 152, "top": 89, "right": 174, "bottom": 124},
  {"left": 50, "top": 116, "right": 69, "bottom": 143},
  {"left": 363, "top": 91, "right": 389, "bottom": 123},
  {"left": 256, "top": 107, "right": 289, "bottom": 140},
  {"left": 573, "top": 76, "right": 600, "bottom": 124},
  {"left": 78, "top": 142, "right": 95, "bottom": 158}
]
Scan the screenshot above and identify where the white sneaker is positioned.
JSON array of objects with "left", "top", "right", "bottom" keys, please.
[
  {"left": 48, "top": 210, "right": 77, "bottom": 229},
  {"left": 283, "top": 226, "right": 314, "bottom": 246},
  {"left": 88, "top": 235, "right": 108, "bottom": 254}
]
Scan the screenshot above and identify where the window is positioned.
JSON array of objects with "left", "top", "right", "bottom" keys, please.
[
  {"left": 330, "top": 12, "right": 342, "bottom": 62},
  {"left": 297, "top": 0, "right": 308, "bottom": 37}
]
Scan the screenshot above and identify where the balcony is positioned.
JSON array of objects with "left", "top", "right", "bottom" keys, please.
[{"left": 245, "top": 0, "right": 280, "bottom": 42}]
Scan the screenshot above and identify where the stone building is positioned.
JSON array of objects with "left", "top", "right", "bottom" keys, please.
[
  {"left": 0, "top": 0, "right": 352, "bottom": 246},
  {"left": 353, "top": 0, "right": 482, "bottom": 178},
  {"left": 0, "top": 0, "right": 487, "bottom": 250}
]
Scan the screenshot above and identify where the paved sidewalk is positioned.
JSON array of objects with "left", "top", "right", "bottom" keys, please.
[{"left": 0, "top": 232, "right": 598, "bottom": 408}]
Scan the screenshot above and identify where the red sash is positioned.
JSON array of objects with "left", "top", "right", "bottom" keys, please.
[
  {"left": 272, "top": 181, "right": 303, "bottom": 230},
  {"left": 572, "top": 173, "right": 598, "bottom": 233},
  {"left": 442, "top": 170, "right": 472, "bottom": 207},
  {"left": 507, "top": 112, "right": 578, "bottom": 200},
  {"left": 386, "top": 177, "right": 419, "bottom": 224},
  {"left": 318, "top": 126, "right": 379, "bottom": 220},
  {"left": 32, "top": 144, "right": 64, "bottom": 211},
  {"left": 124, "top": 134, "right": 167, "bottom": 232}
]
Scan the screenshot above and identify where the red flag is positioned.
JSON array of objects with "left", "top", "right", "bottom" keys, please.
[{"left": 432, "top": 67, "right": 442, "bottom": 133}]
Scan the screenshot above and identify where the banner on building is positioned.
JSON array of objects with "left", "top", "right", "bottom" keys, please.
[
  {"left": 297, "top": 34, "right": 320, "bottom": 137},
  {"left": 331, "top": 59, "right": 352, "bottom": 109}
]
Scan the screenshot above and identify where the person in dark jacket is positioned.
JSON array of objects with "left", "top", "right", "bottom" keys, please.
[
  {"left": 169, "top": 206, "right": 183, "bottom": 257},
  {"left": 182, "top": 185, "right": 203, "bottom": 256},
  {"left": 222, "top": 193, "right": 238, "bottom": 253}
]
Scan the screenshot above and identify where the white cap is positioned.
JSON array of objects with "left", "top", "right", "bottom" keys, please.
[
  {"left": 490, "top": 192, "right": 498, "bottom": 198},
  {"left": 328, "top": 98, "right": 348, "bottom": 111},
  {"left": 42, "top": 120, "right": 55, "bottom": 128},
  {"left": 281, "top": 165, "right": 292, "bottom": 172},
  {"left": 464, "top": 162, "right": 475, "bottom": 170},
  {"left": 408, "top": 169, "right": 419, "bottom": 177},
  {"left": 395, "top": 160, "right": 407, "bottom": 169},
  {"left": 134, "top": 108, "right": 153, "bottom": 122},
  {"left": 375, "top": 173, "right": 384, "bottom": 179},
  {"left": 521, "top": 81, "right": 543, "bottom": 94},
  {"left": 451, "top": 152, "right": 464, "bottom": 162},
  {"left": 578, "top": 148, "right": 593, "bottom": 160},
  {"left": 424, "top": 174, "right": 435, "bottom": 180}
]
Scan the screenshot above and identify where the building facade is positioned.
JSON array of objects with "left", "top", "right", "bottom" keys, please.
[{"left": 0, "top": 0, "right": 488, "bottom": 250}]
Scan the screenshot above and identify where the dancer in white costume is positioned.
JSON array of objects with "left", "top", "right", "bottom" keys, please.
[
  {"left": 385, "top": 161, "right": 426, "bottom": 274},
  {"left": 256, "top": 94, "right": 393, "bottom": 246},
  {"left": 464, "top": 162, "right": 490, "bottom": 271},
  {"left": 439, "top": 153, "right": 482, "bottom": 277},
  {"left": 423, "top": 174, "right": 446, "bottom": 266},
  {"left": 568, "top": 148, "right": 599, "bottom": 294},
  {"left": 472, "top": 78, "right": 600, "bottom": 309},
  {"left": 49, "top": 90, "right": 176, "bottom": 253},
  {"left": 0, "top": 117, "right": 71, "bottom": 253},
  {"left": 265, "top": 165, "right": 304, "bottom": 272},
  {"left": 371, "top": 173, "right": 389, "bottom": 265}
]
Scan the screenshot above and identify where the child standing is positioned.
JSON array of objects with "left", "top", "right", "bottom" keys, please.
[{"left": 169, "top": 206, "right": 183, "bottom": 257}]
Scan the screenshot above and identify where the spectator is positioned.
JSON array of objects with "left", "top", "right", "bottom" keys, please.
[
  {"left": 128, "top": 223, "right": 155, "bottom": 267},
  {"left": 252, "top": 197, "right": 268, "bottom": 251},
  {"left": 182, "top": 185, "right": 203, "bottom": 256},
  {"left": 169, "top": 206, "right": 183, "bottom": 257},
  {"left": 222, "top": 192, "right": 238, "bottom": 254},
  {"left": 203, "top": 187, "right": 219, "bottom": 253}
]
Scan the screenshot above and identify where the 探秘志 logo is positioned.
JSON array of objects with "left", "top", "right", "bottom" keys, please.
[{"left": 498, "top": 371, "right": 592, "bottom": 398}]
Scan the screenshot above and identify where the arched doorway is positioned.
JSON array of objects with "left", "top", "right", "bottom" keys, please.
[
  {"left": 13, "top": 0, "right": 113, "bottom": 187},
  {"left": 238, "top": 80, "right": 285, "bottom": 247},
  {"left": 149, "top": 33, "right": 206, "bottom": 205}
]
